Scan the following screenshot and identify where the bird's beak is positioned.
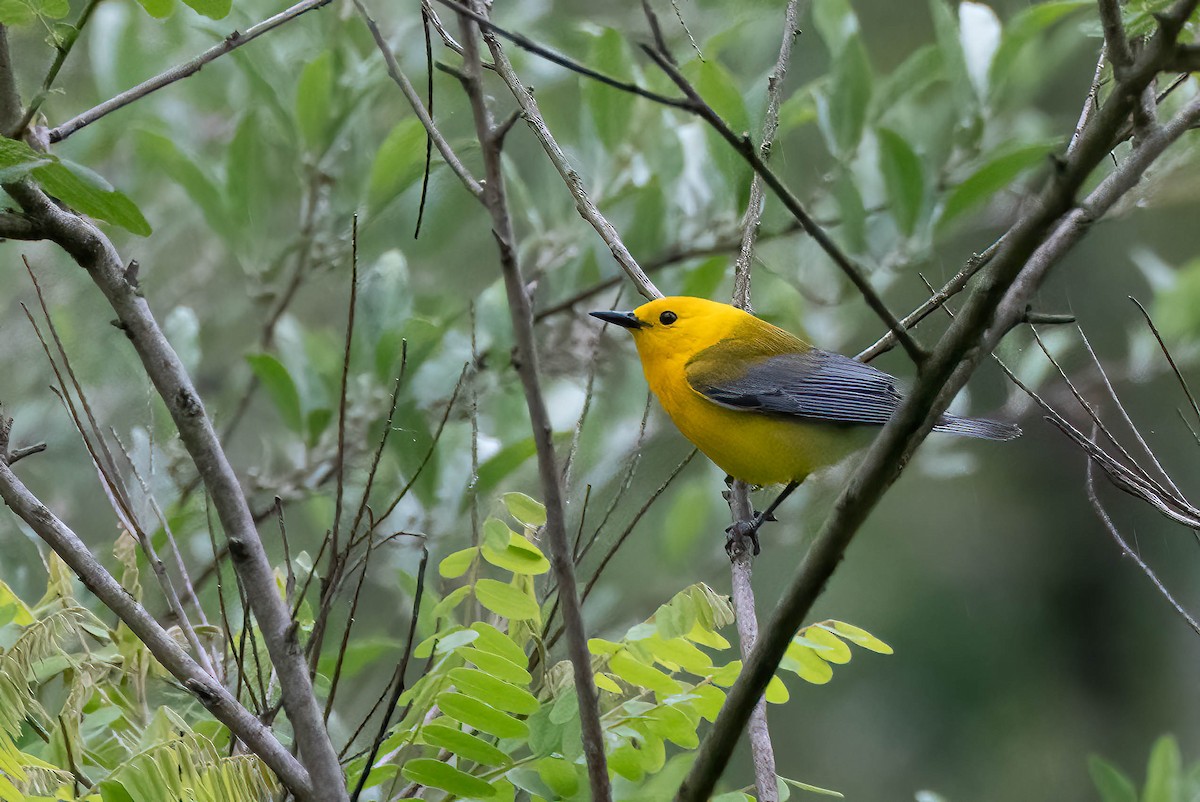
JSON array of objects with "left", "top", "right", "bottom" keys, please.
[{"left": 589, "top": 310, "right": 646, "bottom": 330}]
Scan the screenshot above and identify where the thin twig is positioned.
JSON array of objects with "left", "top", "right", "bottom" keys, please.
[
  {"left": 455, "top": 5, "right": 610, "bottom": 797},
  {"left": 48, "top": 0, "right": 334, "bottom": 142},
  {"left": 0, "top": 452, "right": 313, "bottom": 798},
  {"left": 720, "top": 4, "right": 803, "bottom": 798},
  {"left": 1129, "top": 296, "right": 1200, "bottom": 425},
  {"left": 353, "top": 0, "right": 484, "bottom": 198},
  {"left": 484, "top": 39, "right": 662, "bottom": 301},
  {"left": 1085, "top": 443, "right": 1200, "bottom": 636},
  {"left": 677, "top": 6, "right": 1200, "bottom": 796},
  {"left": 639, "top": 45, "right": 926, "bottom": 366},
  {"left": 11, "top": 0, "right": 103, "bottom": 138},
  {"left": 348, "top": 547, "right": 428, "bottom": 802}
]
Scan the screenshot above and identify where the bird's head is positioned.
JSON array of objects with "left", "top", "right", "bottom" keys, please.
[{"left": 589, "top": 296, "right": 747, "bottom": 365}]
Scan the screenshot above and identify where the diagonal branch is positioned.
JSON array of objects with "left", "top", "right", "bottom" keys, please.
[
  {"left": 483, "top": 39, "right": 662, "bottom": 301},
  {"left": 0, "top": 446, "right": 313, "bottom": 799},
  {"left": 719, "top": 1, "right": 805, "bottom": 799},
  {"left": 8, "top": 183, "right": 349, "bottom": 802},
  {"left": 676, "top": 4, "right": 1200, "bottom": 797},
  {"left": 455, "top": 4, "right": 611, "bottom": 799},
  {"left": 48, "top": 0, "right": 333, "bottom": 142}
]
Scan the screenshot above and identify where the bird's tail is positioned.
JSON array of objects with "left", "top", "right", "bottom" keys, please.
[{"left": 933, "top": 413, "right": 1021, "bottom": 441}]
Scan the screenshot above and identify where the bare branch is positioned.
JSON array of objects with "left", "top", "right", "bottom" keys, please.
[
  {"left": 0, "top": 450, "right": 313, "bottom": 799},
  {"left": 484, "top": 40, "right": 662, "bottom": 301},
  {"left": 677, "top": 6, "right": 1200, "bottom": 796},
  {"left": 1097, "top": 0, "right": 1134, "bottom": 75},
  {"left": 638, "top": 44, "right": 927, "bottom": 366},
  {"left": 11, "top": 0, "right": 102, "bottom": 137},
  {"left": 353, "top": 0, "right": 484, "bottom": 198},
  {"left": 1086, "top": 444, "right": 1200, "bottom": 636},
  {"left": 455, "top": 5, "right": 610, "bottom": 797},
  {"left": 722, "top": 3, "right": 805, "bottom": 798},
  {"left": 48, "top": 0, "right": 331, "bottom": 142},
  {"left": 349, "top": 547, "right": 428, "bottom": 802},
  {"left": 10, "top": 184, "right": 348, "bottom": 801}
]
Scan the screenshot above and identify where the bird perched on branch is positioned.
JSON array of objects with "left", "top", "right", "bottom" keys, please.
[{"left": 591, "top": 296, "right": 1019, "bottom": 554}]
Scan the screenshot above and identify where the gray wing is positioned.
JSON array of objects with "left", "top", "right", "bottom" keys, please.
[{"left": 688, "top": 349, "right": 905, "bottom": 426}]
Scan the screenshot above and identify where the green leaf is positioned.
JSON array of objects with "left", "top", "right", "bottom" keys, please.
[
  {"left": 690, "top": 684, "right": 726, "bottom": 722},
  {"left": 869, "top": 45, "right": 943, "bottom": 123},
  {"left": 827, "top": 36, "right": 872, "bottom": 155},
  {"left": 609, "top": 650, "right": 682, "bottom": 696},
  {"left": 225, "top": 112, "right": 271, "bottom": 242},
  {"left": 476, "top": 438, "right": 538, "bottom": 495},
  {"left": 813, "top": 0, "right": 859, "bottom": 51},
  {"left": 593, "top": 673, "right": 622, "bottom": 694},
  {"left": 422, "top": 722, "right": 511, "bottom": 766},
  {"left": 937, "top": 142, "right": 1055, "bottom": 229},
  {"left": 584, "top": 28, "right": 636, "bottom": 150},
  {"left": 643, "top": 704, "right": 698, "bottom": 748},
  {"left": 876, "top": 127, "right": 925, "bottom": 236},
  {"left": 781, "top": 776, "right": 845, "bottom": 797},
  {"left": 806, "top": 627, "right": 852, "bottom": 664},
  {"left": 1143, "top": 735, "right": 1181, "bottom": 802},
  {"left": 177, "top": 0, "right": 228, "bottom": 20},
  {"left": 1088, "top": 756, "right": 1136, "bottom": 802},
  {"left": 990, "top": 1, "right": 1090, "bottom": 94},
  {"left": 437, "top": 691, "right": 529, "bottom": 739},
  {"left": 367, "top": 118, "right": 428, "bottom": 213},
  {"left": 296, "top": 51, "right": 335, "bottom": 150},
  {"left": 928, "top": 0, "right": 976, "bottom": 122},
  {"left": 401, "top": 758, "right": 498, "bottom": 799},
  {"left": 688, "top": 59, "right": 749, "bottom": 134},
  {"left": 470, "top": 622, "right": 530, "bottom": 668},
  {"left": 449, "top": 668, "right": 540, "bottom": 715},
  {"left": 826, "top": 620, "right": 893, "bottom": 654},
  {"left": 130, "top": 0, "right": 172, "bottom": 19},
  {"left": 244, "top": 353, "right": 303, "bottom": 432},
  {"left": 482, "top": 534, "right": 551, "bottom": 576},
  {"left": 143, "top": 127, "right": 237, "bottom": 234},
  {"left": 431, "top": 585, "right": 472, "bottom": 622},
  {"left": 458, "top": 647, "right": 532, "bottom": 686},
  {"left": 503, "top": 492, "right": 547, "bottom": 527},
  {"left": 0, "top": 0, "right": 66, "bottom": 24},
  {"left": 781, "top": 641, "right": 834, "bottom": 684},
  {"left": 537, "top": 756, "right": 580, "bottom": 799},
  {"left": 833, "top": 171, "right": 866, "bottom": 253},
  {"left": 439, "top": 547, "right": 478, "bottom": 579},
  {"left": 0, "top": 136, "right": 50, "bottom": 181},
  {"left": 33, "top": 160, "right": 151, "bottom": 236},
  {"left": 765, "top": 675, "right": 790, "bottom": 704},
  {"left": 474, "top": 579, "right": 540, "bottom": 621},
  {"left": 306, "top": 408, "right": 333, "bottom": 446},
  {"left": 645, "top": 636, "right": 712, "bottom": 675}
]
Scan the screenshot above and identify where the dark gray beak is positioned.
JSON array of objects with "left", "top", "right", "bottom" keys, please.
[{"left": 589, "top": 310, "right": 646, "bottom": 329}]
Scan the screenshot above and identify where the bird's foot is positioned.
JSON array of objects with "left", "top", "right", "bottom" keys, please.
[{"left": 724, "top": 510, "right": 776, "bottom": 558}]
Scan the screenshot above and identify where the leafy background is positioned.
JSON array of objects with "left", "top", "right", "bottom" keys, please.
[{"left": 2, "top": 0, "right": 1200, "bottom": 799}]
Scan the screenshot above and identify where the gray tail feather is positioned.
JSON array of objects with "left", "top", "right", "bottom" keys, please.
[{"left": 933, "top": 414, "right": 1021, "bottom": 441}]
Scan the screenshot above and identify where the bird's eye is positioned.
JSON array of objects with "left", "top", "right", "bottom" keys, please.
[{"left": 659, "top": 311, "right": 678, "bottom": 325}]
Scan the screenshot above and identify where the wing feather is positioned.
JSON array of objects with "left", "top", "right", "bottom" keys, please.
[{"left": 686, "top": 343, "right": 903, "bottom": 425}]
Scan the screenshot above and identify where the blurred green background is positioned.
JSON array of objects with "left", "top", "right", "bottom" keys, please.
[{"left": 3, "top": 0, "right": 1200, "bottom": 798}]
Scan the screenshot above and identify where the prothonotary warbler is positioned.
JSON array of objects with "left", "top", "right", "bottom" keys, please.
[{"left": 590, "top": 296, "right": 1019, "bottom": 551}]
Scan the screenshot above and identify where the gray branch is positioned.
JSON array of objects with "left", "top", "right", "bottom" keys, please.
[
  {"left": 0, "top": 455, "right": 313, "bottom": 799},
  {"left": 676, "top": 3, "right": 1200, "bottom": 797},
  {"left": 48, "top": 0, "right": 332, "bottom": 142},
  {"left": 9, "top": 184, "right": 348, "bottom": 802},
  {"left": 486, "top": 41, "right": 662, "bottom": 301},
  {"left": 457, "top": 7, "right": 612, "bottom": 800}
]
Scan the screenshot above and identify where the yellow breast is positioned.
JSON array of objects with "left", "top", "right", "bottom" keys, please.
[{"left": 641, "top": 354, "right": 869, "bottom": 486}]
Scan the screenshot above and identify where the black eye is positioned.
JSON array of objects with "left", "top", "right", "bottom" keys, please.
[{"left": 659, "top": 311, "right": 677, "bottom": 325}]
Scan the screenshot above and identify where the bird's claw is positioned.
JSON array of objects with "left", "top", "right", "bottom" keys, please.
[{"left": 724, "top": 517, "right": 763, "bottom": 558}]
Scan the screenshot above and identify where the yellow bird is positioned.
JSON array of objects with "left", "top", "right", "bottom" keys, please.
[{"left": 591, "top": 296, "right": 1018, "bottom": 550}]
